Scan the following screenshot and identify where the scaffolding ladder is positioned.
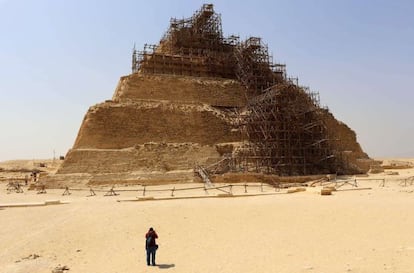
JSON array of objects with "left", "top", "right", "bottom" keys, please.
[{"left": 195, "top": 165, "right": 213, "bottom": 187}]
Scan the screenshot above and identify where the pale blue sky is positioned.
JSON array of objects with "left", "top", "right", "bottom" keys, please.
[{"left": 0, "top": 0, "right": 413, "bottom": 161}]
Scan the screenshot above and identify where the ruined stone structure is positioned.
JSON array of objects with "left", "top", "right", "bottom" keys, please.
[{"left": 52, "top": 4, "right": 371, "bottom": 186}]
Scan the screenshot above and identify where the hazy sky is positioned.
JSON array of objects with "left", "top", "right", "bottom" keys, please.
[{"left": 1, "top": 0, "right": 413, "bottom": 161}]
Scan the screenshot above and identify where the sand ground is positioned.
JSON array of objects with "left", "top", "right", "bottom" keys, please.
[{"left": 1, "top": 161, "right": 414, "bottom": 273}]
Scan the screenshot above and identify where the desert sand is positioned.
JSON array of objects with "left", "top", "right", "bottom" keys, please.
[{"left": 1, "top": 159, "right": 414, "bottom": 273}]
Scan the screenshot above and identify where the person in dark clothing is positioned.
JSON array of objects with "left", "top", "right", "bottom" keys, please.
[{"left": 145, "top": 227, "right": 158, "bottom": 266}]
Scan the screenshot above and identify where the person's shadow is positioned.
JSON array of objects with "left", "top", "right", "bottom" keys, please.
[{"left": 156, "top": 264, "right": 175, "bottom": 269}]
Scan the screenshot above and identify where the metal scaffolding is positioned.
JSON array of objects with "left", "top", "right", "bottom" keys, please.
[
  {"left": 130, "top": 3, "right": 353, "bottom": 176},
  {"left": 234, "top": 37, "right": 285, "bottom": 97},
  {"left": 131, "top": 4, "right": 285, "bottom": 84},
  {"left": 132, "top": 4, "right": 237, "bottom": 78},
  {"left": 236, "top": 83, "right": 340, "bottom": 175}
]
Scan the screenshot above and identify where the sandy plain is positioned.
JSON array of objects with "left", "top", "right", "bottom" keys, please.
[{"left": 1, "top": 159, "right": 414, "bottom": 273}]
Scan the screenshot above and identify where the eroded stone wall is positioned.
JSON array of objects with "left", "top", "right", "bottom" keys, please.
[
  {"left": 58, "top": 143, "right": 220, "bottom": 174},
  {"left": 53, "top": 75, "right": 245, "bottom": 186},
  {"left": 113, "top": 73, "right": 247, "bottom": 107},
  {"left": 73, "top": 101, "right": 239, "bottom": 149}
]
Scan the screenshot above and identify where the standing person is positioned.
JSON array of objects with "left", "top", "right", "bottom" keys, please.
[{"left": 145, "top": 227, "right": 158, "bottom": 266}]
